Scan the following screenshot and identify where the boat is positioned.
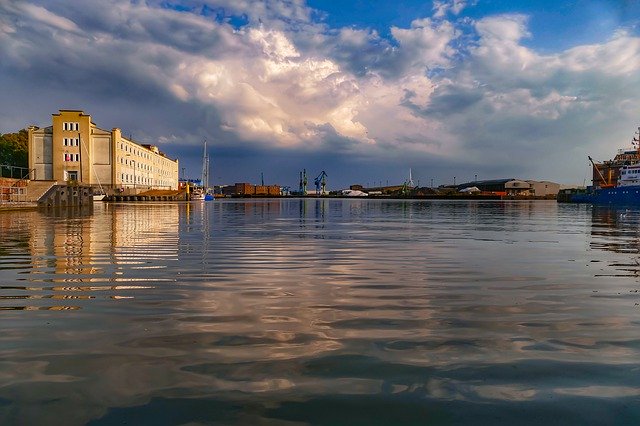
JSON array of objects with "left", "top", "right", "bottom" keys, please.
[
  {"left": 191, "top": 187, "right": 205, "bottom": 201},
  {"left": 572, "top": 127, "right": 640, "bottom": 205}
]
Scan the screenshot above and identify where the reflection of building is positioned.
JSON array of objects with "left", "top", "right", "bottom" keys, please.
[
  {"left": 27, "top": 204, "right": 180, "bottom": 278},
  {"left": 28, "top": 110, "right": 179, "bottom": 192}
]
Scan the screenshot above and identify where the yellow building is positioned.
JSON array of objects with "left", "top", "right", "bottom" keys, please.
[{"left": 28, "top": 110, "right": 179, "bottom": 193}]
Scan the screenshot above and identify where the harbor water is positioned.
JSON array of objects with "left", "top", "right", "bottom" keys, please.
[{"left": 1, "top": 199, "right": 639, "bottom": 425}]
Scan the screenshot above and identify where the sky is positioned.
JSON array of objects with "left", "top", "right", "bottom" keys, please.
[{"left": 1, "top": 0, "right": 639, "bottom": 189}]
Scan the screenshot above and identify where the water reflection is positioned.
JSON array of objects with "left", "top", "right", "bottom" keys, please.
[
  {"left": 0, "top": 203, "right": 180, "bottom": 311},
  {"left": 1, "top": 200, "right": 640, "bottom": 425}
]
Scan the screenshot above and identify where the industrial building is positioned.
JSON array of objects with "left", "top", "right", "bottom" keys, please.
[
  {"left": 28, "top": 110, "right": 179, "bottom": 193},
  {"left": 221, "top": 183, "right": 281, "bottom": 197},
  {"left": 456, "top": 179, "right": 560, "bottom": 197}
]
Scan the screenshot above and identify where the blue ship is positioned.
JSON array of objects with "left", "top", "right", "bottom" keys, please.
[
  {"left": 572, "top": 185, "right": 640, "bottom": 205},
  {"left": 572, "top": 127, "right": 640, "bottom": 205}
]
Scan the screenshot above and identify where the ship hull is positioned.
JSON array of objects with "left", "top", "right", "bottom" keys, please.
[{"left": 572, "top": 185, "right": 640, "bottom": 205}]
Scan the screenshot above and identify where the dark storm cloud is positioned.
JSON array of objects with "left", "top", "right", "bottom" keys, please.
[{"left": 1, "top": 0, "right": 639, "bottom": 187}]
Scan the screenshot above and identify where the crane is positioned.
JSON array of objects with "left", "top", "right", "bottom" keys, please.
[
  {"left": 299, "top": 169, "right": 307, "bottom": 195},
  {"left": 314, "top": 171, "right": 328, "bottom": 195}
]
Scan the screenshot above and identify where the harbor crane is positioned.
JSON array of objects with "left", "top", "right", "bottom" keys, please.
[
  {"left": 314, "top": 171, "right": 328, "bottom": 195},
  {"left": 299, "top": 169, "right": 307, "bottom": 195}
]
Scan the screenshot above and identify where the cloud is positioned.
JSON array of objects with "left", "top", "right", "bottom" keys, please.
[
  {"left": 417, "top": 15, "right": 640, "bottom": 178},
  {"left": 0, "top": 0, "right": 639, "bottom": 186},
  {"left": 433, "top": 0, "right": 469, "bottom": 19}
]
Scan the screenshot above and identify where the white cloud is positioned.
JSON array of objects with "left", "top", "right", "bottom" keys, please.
[
  {"left": 0, "top": 1, "right": 639, "bottom": 185},
  {"left": 433, "top": 0, "right": 468, "bottom": 19},
  {"left": 391, "top": 18, "right": 458, "bottom": 71}
]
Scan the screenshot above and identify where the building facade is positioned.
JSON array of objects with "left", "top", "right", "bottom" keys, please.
[{"left": 28, "top": 110, "right": 179, "bottom": 192}]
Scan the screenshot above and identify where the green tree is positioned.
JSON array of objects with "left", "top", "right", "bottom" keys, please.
[{"left": 0, "top": 129, "right": 29, "bottom": 177}]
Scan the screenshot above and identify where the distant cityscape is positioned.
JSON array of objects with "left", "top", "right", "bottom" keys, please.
[{"left": 0, "top": 108, "right": 586, "bottom": 205}]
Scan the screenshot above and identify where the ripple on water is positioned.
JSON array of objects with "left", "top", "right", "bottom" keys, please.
[{"left": 1, "top": 201, "right": 640, "bottom": 425}]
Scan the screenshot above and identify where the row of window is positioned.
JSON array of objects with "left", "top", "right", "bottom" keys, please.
[
  {"left": 120, "top": 173, "right": 169, "bottom": 186},
  {"left": 120, "top": 143, "right": 151, "bottom": 160},
  {"left": 63, "top": 153, "right": 80, "bottom": 162},
  {"left": 118, "top": 157, "right": 153, "bottom": 170},
  {"left": 63, "top": 122, "right": 79, "bottom": 131},
  {"left": 63, "top": 137, "right": 79, "bottom": 146}
]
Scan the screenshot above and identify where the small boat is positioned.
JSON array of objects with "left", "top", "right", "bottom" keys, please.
[{"left": 191, "top": 188, "right": 205, "bottom": 201}]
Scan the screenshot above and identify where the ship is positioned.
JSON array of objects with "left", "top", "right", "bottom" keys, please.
[{"left": 572, "top": 126, "right": 640, "bottom": 205}]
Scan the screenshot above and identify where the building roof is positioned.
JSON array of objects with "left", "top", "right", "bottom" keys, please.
[{"left": 457, "top": 178, "right": 515, "bottom": 189}]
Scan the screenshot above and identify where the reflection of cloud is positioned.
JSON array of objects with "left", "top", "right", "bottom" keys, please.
[
  {"left": 3, "top": 199, "right": 640, "bottom": 423},
  {"left": 555, "top": 386, "right": 640, "bottom": 398}
]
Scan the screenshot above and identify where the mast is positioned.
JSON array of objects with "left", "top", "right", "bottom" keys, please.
[{"left": 201, "top": 139, "right": 209, "bottom": 189}]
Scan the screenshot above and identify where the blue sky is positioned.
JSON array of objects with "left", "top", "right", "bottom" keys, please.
[
  {"left": 1, "top": 0, "right": 639, "bottom": 188},
  {"left": 309, "top": 0, "right": 640, "bottom": 50}
]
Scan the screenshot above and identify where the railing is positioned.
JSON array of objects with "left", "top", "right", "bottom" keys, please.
[
  {"left": 10, "top": 168, "right": 35, "bottom": 188},
  {"left": 0, "top": 185, "right": 28, "bottom": 204},
  {"left": 0, "top": 164, "right": 31, "bottom": 179}
]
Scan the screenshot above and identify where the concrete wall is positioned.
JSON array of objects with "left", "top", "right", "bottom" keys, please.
[{"left": 29, "top": 128, "right": 53, "bottom": 180}]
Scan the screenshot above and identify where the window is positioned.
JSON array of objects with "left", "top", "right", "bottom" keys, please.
[
  {"left": 64, "top": 153, "right": 79, "bottom": 162},
  {"left": 62, "top": 122, "right": 79, "bottom": 131}
]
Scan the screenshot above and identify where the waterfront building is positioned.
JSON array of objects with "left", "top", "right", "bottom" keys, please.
[
  {"left": 28, "top": 110, "right": 179, "bottom": 192},
  {"left": 456, "top": 179, "right": 560, "bottom": 197},
  {"left": 233, "top": 182, "right": 281, "bottom": 196}
]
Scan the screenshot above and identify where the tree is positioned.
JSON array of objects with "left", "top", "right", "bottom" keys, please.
[{"left": 0, "top": 129, "right": 29, "bottom": 177}]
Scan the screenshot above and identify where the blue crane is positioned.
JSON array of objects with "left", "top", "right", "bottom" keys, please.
[{"left": 314, "top": 171, "right": 328, "bottom": 195}]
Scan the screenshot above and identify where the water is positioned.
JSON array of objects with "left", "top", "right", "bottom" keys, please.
[{"left": 1, "top": 199, "right": 639, "bottom": 425}]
